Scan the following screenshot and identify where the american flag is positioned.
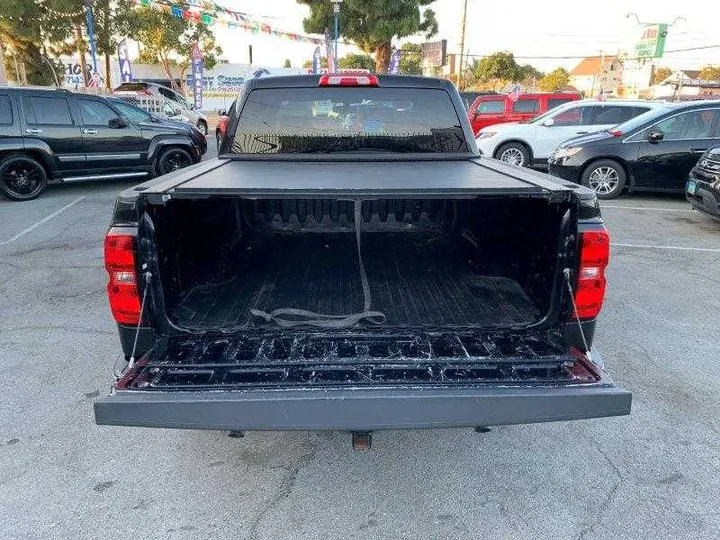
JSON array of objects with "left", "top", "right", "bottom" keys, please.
[{"left": 508, "top": 84, "right": 521, "bottom": 102}]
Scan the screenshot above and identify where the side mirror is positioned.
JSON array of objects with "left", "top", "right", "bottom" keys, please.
[
  {"left": 109, "top": 115, "right": 129, "bottom": 129},
  {"left": 647, "top": 130, "right": 664, "bottom": 143},
  {"left": 541, "top": 118, "right": 555, "bottom": 127}
]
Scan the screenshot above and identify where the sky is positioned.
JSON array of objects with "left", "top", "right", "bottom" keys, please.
[{"left": 207, "top": 0, "right": 720, "bottom": 72}]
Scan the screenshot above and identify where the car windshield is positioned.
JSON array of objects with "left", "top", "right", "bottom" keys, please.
[
  {"left": 110, "top": 100, "right": 152, "bottom": 122},
  {"left": 613, "top": 104, "right": 676, "bottom": 134},
  {"left": 230, "top": 87, "right": 468, "bottom": 154},
  {"left": 114, "top": 83, "right": 148, "bottom": 92},
  {"left": 528, "top": 101, "right": 579, "bottom": 124}
]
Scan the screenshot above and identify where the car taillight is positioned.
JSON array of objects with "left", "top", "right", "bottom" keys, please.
[
  {"left": 609, "top": 129, "right": 623, "bottom": 137},
  {"left": 104, "top": 231, "right": 141, "bottom": 325},
  {"left": 573, "top": 229, "right": 610, "bottom": 319},
  {"left": 318, "top": 75, "right": 379, "bottom": 87}
]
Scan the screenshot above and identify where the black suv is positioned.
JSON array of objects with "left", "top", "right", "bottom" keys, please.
[
  {"left": 687, "top": 145, "right": 720, "bottom": 220},
  {"left": 0, "top": 87, "right": 207, "bottom": 201}
]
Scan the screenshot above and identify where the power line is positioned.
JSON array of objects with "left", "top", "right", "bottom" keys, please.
[{"left": 459, "top": 43, "right": 720, "bottom": 61}]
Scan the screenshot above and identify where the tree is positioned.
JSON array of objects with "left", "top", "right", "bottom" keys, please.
[
  {"left": 399, "top": 43, "right": 422, "bottom": 75},
  {"left": 338, "top": 53, "right": 374, "bottom": 71},
  {"left": 472, "top": 52, "right": 527, "bottom": 91},
  {"left": 117, "top": 1, "right": 222, "bottom": 92},
  {"left": 651, "top": 66, "right": 672, "bottom": 85},
  {"left": 0, "top": 0, "right": 76, "bottom": 85},
  {"left": 283, "top": 59, "right": 291, "bottom": 68},
  {"left": 698, "top": 65, "right": 720, "bottom": 82},
  {"left": 297, "top": 0, "right": 438, "bottom": 73},
  {"left": 538, "top": 67, "right": 570, "bottom": 92}
]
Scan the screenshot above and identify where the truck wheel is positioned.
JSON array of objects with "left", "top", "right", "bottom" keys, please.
[
  {"left": 0, "top": 154, "right": 48, "bottom": 201},
  {"left": 156, "top": 147, "right": 193, "bottom": 176},
  {"left": 582, "top": 159, "right": 627, "bottom": 199},
  {"left": 496, "top": 143, "right": 530, "bottom": 167},
  {"left": 197, "top": 120, "right": 208, "bottom": 135}
]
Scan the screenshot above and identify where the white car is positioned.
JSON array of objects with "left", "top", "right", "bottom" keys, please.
[{"left": 476, "top": 100, "right": 662, "bottom": 167}]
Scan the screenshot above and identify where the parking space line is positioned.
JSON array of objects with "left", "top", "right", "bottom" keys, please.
[
  {"left": 612, "top": 242, "right": 720, "bottom": 253},
  {"left": 0, "top": 196, "right": 86, "bottom": 245},
  {"left": 601, "top": 205, "right": 693, "bottom": 213}
]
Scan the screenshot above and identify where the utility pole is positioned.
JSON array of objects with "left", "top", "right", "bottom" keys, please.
[
  {"left": 457, "top": 0, "right": 468, "bottom": 90},
  {"left": 331, "top": 0, "right": 343, "bottom": 64}
]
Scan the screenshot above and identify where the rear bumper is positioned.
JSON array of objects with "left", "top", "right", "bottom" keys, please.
[{"left": 95, "top": 373, "right": 631, "bottom": 431}]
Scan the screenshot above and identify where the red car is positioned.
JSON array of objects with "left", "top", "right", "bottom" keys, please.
[
  {"left": 468, "top": 92, "right": 581, "bottom": 136},
  {"left": 215, "top": 100, "right": 236, "bottom": 149}
]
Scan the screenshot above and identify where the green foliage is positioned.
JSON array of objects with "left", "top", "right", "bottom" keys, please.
[
  {"left": 399, "top": 43, "right": 422, "bottom": 75},
  {"left": 0, "top": 0, "right": 77, "bottom": 85},
  {"left": 651, "top": 66, "right": 672, "bottom": 85},
  {"left": 338, "top": 53, "right": 375, "bottom": 71},
  {"left": 283, "top": 59, "right": 292, "bottom": 68},
  {"left": 698, "top": 65, "right": 720, "bottom": 81},
  {"left": 472, "top": 52, "right": 533, "bottom": 91},
  {"left": 297, "top": 0, "right": 438, "bottom": 72},
  {"left": 538, "top": 67, "right": 570, "bottom": 92},
  {"left": 117, "top": 1, "right": 222, "bottom": 91}
]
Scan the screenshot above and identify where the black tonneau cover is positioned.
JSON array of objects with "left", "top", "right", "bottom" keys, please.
[{"left": 142, "top": 158, "right": 576, "bottom": 200}]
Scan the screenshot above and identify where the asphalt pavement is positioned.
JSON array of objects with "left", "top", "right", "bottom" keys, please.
[{"left": 1, "top": 151, "right": 719, "bottom": 539}]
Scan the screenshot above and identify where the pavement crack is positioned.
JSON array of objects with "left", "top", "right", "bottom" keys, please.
[
  {"left": 0, "top": 325, "right": 113, "bottom": 336},
  {"left": 576, "top": 438, "right": 624, "bottom": 540},
  {"left": 246, "top": 439, "right": 319, "bottom": 540}
]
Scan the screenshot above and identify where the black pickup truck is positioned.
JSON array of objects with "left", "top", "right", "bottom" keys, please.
[{"left": 95, "top": 75, "right": 630, "bottom": 439}]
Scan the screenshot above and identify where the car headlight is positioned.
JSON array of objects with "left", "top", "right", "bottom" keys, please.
[
  {"left": 476, "top": 131, "right": 497, "bottom": 141},
  {"left": 553, "top": 147, "right": 582, "bottom": 159}
]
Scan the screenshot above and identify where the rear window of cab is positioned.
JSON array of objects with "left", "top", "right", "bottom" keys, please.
[{"left": 231, "top": 87, "right": 469, "bottom": 154}]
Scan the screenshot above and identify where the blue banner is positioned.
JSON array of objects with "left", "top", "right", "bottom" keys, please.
[
  {"left": 84, "top": 5, "right": 98, "bottom": 75},
  {"left": 312, "top": 46, "right": 321, "bottom": 75},
  {"left": 389, "top": 49, "right": 401, "bottom": 74},
  {"left": 324, "top": 30, "right": 335, "bottom": 73},
  {"left": 117, "top": 39, "right": 133, "bottom": 83},
  {"left": 191, "top": 43, "right": 203, "bottom": 110}
]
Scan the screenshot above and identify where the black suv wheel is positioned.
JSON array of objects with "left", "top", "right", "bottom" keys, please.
[
  {"left": 156, "top": 147, "right": 193, "bottom": 176},
  {"left": 0, "top": 154, "right": 48, "bottom": 201},
  {"left": 197, "top": 120, "right": 208, "bottom": 135}
]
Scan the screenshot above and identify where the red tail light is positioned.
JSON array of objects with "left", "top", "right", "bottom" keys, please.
[
  {"left": 104, "top": 231, "right": 141, "bottom": 325},
  {"left": 609, "top": 129, "right": 623, "bottom": 137},
  {"left": 319, "top": 75, "right": 379, "bottom": 87},
  {"left": 573, "top": 229, "right": 610, "bottom": 319}
]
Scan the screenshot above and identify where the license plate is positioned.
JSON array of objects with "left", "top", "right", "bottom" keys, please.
[{"left": 686, "top": 179, "right": 697, "bottom": 195}]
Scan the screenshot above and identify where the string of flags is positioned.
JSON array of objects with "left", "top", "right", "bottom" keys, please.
[{"left": 133, "top": 0, "right": 324, "bottom": 45}]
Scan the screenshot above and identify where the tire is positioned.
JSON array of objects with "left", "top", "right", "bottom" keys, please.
[
  {"left": 0, "top": 154, "right": 48, "bottom": 201},
  {"left": 196, "top": 120, "right": 208, "bottom": 136},
  {"left": 495, "top": 142, "right": 530, "bottom": 167},
  {"left": 156, "top": 147, "right": 194, "bottom": 176},
  {"left": 216, "top": 131, "right": 222, "bottom": 150},
  {"left": 581, "top": 159, "right": 627, "bottom": 200}
]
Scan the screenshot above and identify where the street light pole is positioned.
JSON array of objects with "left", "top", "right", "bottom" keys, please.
[{"left": 331, "top": 0, "right": 343, "bottom": 65}]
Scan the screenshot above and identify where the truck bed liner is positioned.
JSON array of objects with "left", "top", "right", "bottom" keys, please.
[{"left": 171, "top": 233, "right": 540, "bottom": 331}]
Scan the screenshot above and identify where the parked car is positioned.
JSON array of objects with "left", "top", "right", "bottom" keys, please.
[
  {"left": 113, "top": 81, "right": 209, "bottom": 135},
  {"left": 94, "top": 74, "right": 630, "bottom": 440},
  {"left": 0, "top": 87, "right": 206, "bottom": 201},
  {"left": 476, "top": 100, "right": 660, "bottom": 167},
  {"left": 468, "top": 92, "right": 581, "bottom": 135},
  {"left": 459, "top": 91, "right": 497, "bottom": 110},
  {"left": 216, "top": 100, "right": 236, "bottom": 150},
  {"left": 686, "top": 145, "right": 720, "bottom": 220},
  {"left": 548, "top": 100, "right": 720, "bottom": 199}
]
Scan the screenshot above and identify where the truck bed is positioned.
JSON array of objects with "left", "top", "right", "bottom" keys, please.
[{"left": 172, "top": 232, "right": 540, "bottom": 331}]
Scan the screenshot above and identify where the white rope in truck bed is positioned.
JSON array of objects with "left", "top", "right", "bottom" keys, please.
[{"left": 250, "top": 199, "right": 386, "bottom": 329}]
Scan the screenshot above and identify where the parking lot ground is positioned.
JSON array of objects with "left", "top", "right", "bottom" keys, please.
[{"left": 1, "top": 177, "right": 719, "bottom": 539}]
